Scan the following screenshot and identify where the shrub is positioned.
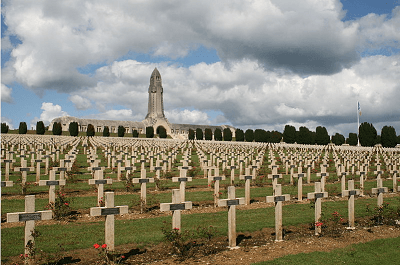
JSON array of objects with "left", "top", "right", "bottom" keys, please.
[
  {"left": 87, "top": 124, "right": 95, "bottom": 137},
  {"left": 132, "top": 129, "right": 139, "bottom": 138},
  {"left": 68, "top": 122, "right": 79, "bottom": 136},
  {"left": 196, "top": 128, "right": 203, "bottom": 140},
  {"left": 223, "top": 128, "right": 232, "bottom": 141},
  {"left": 245, "top": 129, "right": 254, "bottom": 142},
  {"left": 118, "top": 125, "right": 125, "bottom": 137},
  {"left": 52, "top": 122, "right": 62, "bottom": 135},
  {"left": 158, "top": 126, "right": 167, "bottom": 138},
  {"left": 214, "top": 128, "right": 222, "bottom": 141},
  {"left": 188, "top": 129, "right": 195, "bottom": 140},
  {"left": 204, "top": 128, "right": 212, "bottom": 140},
  {"left": 36, "top": 121, "right": 46, "bottom": 135},
  {"left": 1, "top": 122, "right": 9, "bottom": 133},
  {"left": 103, "top": 126, "right": 110, "bottom": 137},
  {"left": 235, "top": 129, "right": 244, "bottom": 141},
  {"left": 19, "top": 122, "right": 28, "bottom": 134},
  {"left": 146, "top": 126, "right": 154, "bottom": 138}
]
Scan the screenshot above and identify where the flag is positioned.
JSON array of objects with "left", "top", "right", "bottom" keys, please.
[{"left": 357, "top": 101, "right": 361, "bottom": 116}]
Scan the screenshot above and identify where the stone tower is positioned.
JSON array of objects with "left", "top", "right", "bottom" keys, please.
[{"left": 145, "top": 68, "right": 166, "bottom": 120}]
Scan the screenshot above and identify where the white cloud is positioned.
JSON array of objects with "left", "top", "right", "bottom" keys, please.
[
  {"left": 165, "top": 109, "right": 211, "bottom": 125},
  {"left": 83, "top": 109, "right": 143, "bottom": 122},
  {"left": 31, "top": 102, "right": 69, "bottom": 128},
  {"left": 69, "top": 95, "right": 92, "bottom": 110},
  {"left": 1, "top": 117, "right": 14, "bottom": 129},
  {"left": 1, "top": 84, "right": 13, "bottom": 103}
]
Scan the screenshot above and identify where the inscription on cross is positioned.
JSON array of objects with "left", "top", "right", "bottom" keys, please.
[
  {"left": 266, "top": 184, "right": 290, "bottom": 241},
  {"left": 218, "top": 186, "right": 245, "bottom": 248},
  {"left": 307, "top": 182, "right": 328, "bottom": 235},
  {"left": 160, "top": 189, "right": 192, "bottom": 231},
  {"left": 342, "top": 180, "right": 360, "bottom": 229},
  {"left": 90, "top": 192, "right": 128, "bottom": 251},
  {"left": 7, "top": 195, "right": 52, "bottom": 262},
  {"left": 371, "top": 178, "right": 388, "bottom": 207}
]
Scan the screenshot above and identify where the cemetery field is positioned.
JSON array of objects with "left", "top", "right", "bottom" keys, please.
[{"left": 1, "top": 134, "right": 400, "bottom": 264}]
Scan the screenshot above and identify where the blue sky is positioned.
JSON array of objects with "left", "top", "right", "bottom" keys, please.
[{"left": 1, "top": 0, "right": 400, "bottom": 137}]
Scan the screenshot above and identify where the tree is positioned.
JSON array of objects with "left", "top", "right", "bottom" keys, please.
[
  {"left": 297, "top": 126, "right": 312, "bottom": 144},
  {"left": 346, "top": 133, "right": 358, "bottom": 146},
  {"left": 359, "top": 122, "right": 377, "bottom": 147},
  {"left": 315, "top": 126, "right": 330, "bottom": 145},
  {"left": 146, "top": 126, "right": 154, "bottom": 138},
  {"left": 1, "top": 123, "right": 9, "bottom": 134},
  {"left": 204, "top": 128, "right": 212, "bottom": 140},
  {"left": 214, "top": 128, "right": 222, "bottom": 141},
  {"left": 158, "top": 126, "right": 167, "bottom": 138},
  {"left": 235, "top": 129, "right": 244, "bottom": 142},
  {"left": 254, "top": 129, "right": 267, "bottom": 142},
  {"left": 245, "top": 129, "right": 254, "bottom": 142},
  {"left": 86, "top": 124, "right": 95, "bottom": 136},
  {"left": 223, "top": 128, "right": 232, "bottom": 141},
  {"left": 270, "top": 131, "right": 282, "bottom": 143},
  {"left": 118, "top": 125, "right": 125, "bottom": 137},
  {"left": 381, "top": 126, "right": 397, "bottom": 148},
  {"left": 188, "top": 129, "right": 195, "bottom": 140},
  {"left": 103, "top": 126, "right": 110, "bottom": 137},
  {"left": 52, "top": 122, "right": 62, "bottom": 135},
  {"left": 283, "top": 125, "right": 296, "bottom": 143},
  {"left": 68, "top": 122, "right": 79, "bottom": 136},
  {"left": 18, "top": 122, "right": 28, "bottom": 134},
  {"left": 332, "top": 133, "right": 345, "bottom": 145},
  {"left": 196, "top": 128, "right": 203, "bottom": 140},
  {"left": 36, "top": 121, "right": 46, "bottom": 135},
  {"left": 132, "top": 129, "right": 138, "bottom": 138}
]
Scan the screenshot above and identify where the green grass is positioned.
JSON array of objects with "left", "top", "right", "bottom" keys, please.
[
  {"left": 253, "top": 236, "right": 400, "bottom": 265},
  {"left": 2, "top": 196, "right": 400, "bottom": 257}
]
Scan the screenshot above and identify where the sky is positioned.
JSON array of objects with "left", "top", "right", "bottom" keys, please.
[{"left": 1, "top": 0, "right": 400, "bottom": 138}]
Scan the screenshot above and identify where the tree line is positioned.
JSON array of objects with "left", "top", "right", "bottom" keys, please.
[{"left": 1, "top": 121, "right": 399, "bottom": 148}]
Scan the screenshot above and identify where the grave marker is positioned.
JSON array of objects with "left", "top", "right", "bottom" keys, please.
[
  {"left": 307, "top": 182, "right": 328, "bottom": 235},
  {"left": 266, "top": 184, "right": 290, "bottom": 241},
  {"left": 160, "top": 189, "right": 192, "bottom": 231}
]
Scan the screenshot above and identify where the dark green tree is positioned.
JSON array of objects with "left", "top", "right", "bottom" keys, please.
[
  {"left": 297, "top": 126, "right": 312, "bottom": 144},
  {"left": 270, "top": 131, "right": 282, "bottom": 143},
  {"left": 188, "top": 129, "right": 195, "bottom": 140},
  {"left": 315, "top": 126, "right": 330, "bottom": 145},
  {"left": 19, "top": 122, "right": 28, "bottom": 134},
  {"left": 118, "top": 125, "right": 125, "bottom": 137},
  {"left": 86, "top": 124, "right": 95, "bottom": 137},
  {"left": 245, "top": 129, "right": 254, "bottom": 142},
  {"left": 254, "top": 129, "right": 267, "bottom": 142},
  {"left": 283, "top": 125, "right": 296, "bottom": 143},
  {"left": 158, "top": 126, "right": 167, "bottom": 138},
  {"left": 36, "top": 121, "right": 46, "bottom": 135},
  {"left": 346, "top": 133, "right": 358, "bottom": 146},
  {"left": 359, "top": 122, "right": 377, "bottom": 147},
  {"left": 381, "top": 126, "right": 397, "bottom": 148},
  {"left": 332, "top": 133, "right": 345, "bottom": 145},
  {"left": 146, "top": 126, "right": 154, "bottom": 138},
  {"left": 68, "top": 122, "right": 79, "bottom": 136},
  {"left": 52, "top": 122, "right": 62, "bottom": 135},
  {"left": 397, "top": 135, "right": 400, "bottom": 144},
  {"left": 1, "top": 123, "right": 9, "bottom": 134},
  {"left": 132, "top": 129, "right": 138, "bottom": 138},
  {"left": 223, "top": 128, "right": 232, "bottom": 141},
  {"left": 214, "top": 128, "right": 222, "bottom": 141},
  {"left": 235, "top": 129, "right": 244, "bottom": 142},
  {"left": 204, "top": 128, "right": 212, "bottom": 140},
  {"left": 103, "top": 126, "right": 110, "bottom": 137},
  {"left": 196, "top": 128, "right": 203, "bottom": 140}
]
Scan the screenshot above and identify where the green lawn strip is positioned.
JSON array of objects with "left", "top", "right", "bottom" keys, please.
[
  {"left": 253, "top": 236, "right": 400, "bottom": 265},
  {"left": 2, "top": 197, "right": 400, "bottom": 257},
  {"left": 2, "top": 179, "right": 396, "bottom": 214}
]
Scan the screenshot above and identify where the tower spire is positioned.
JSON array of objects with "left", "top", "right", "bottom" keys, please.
[{"left": 145, "top": 68, "right": 165, "bottom": 120}]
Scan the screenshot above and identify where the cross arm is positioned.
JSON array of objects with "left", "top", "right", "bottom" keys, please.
[
  {"left": 7, "top": 210, "right": 52, "bottom": 223},
  {"left": 90, "top": 206, "right": 129, "bottom": 216},
  {"left": 217, "top": 198, "right": 245, "bottom": 207},
  {"left": 266, "top": 194, "right": 290, "bottom": 203},
  {"left": 160, "top": 201, "right": 193, "bottom": 211}
]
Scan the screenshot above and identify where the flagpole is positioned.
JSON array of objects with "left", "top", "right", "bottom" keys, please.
[{"left": 357, "top": 101, "right": 360, "bottom": 146}]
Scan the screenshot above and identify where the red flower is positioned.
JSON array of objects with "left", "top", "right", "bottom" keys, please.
[
  {"left": 102, "top": 244, "right": 107, "bottom": 249},
  {"left": 121, "top": 255, "right": 125, "bottom": 259},
  {"left": 64, "top": 202, "right": 69, "bottom": 206},
  {"left": 315, "top": 222, "right": 323, "bottom": 227},
  {"left": 173, "top": 227, "right": 179, "bottom": 230},
  {"left": 94, "top": 243, "right": 100, "bottom": 249}
]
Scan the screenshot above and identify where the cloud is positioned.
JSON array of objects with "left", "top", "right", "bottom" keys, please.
[
  {"left": 30, "top": 102, "right": 69, "bottom": 128},
  {"left": 2, "top": 0, "right": 384, "bottom": 94},
  {"left": 82, "top": 109, "right": 143, "bottom": 122},
  {"left": 1, "top": 116, "right": 14, "bottom": 129},
  {"left": 1, "top": 84, "right": 13, "bottom": 103},
  {"left": 69, "top": 95, "right": 92, "bottom": 110},
  {"left": 165, "top": 109, "right": 211, "bottom": 125}
]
